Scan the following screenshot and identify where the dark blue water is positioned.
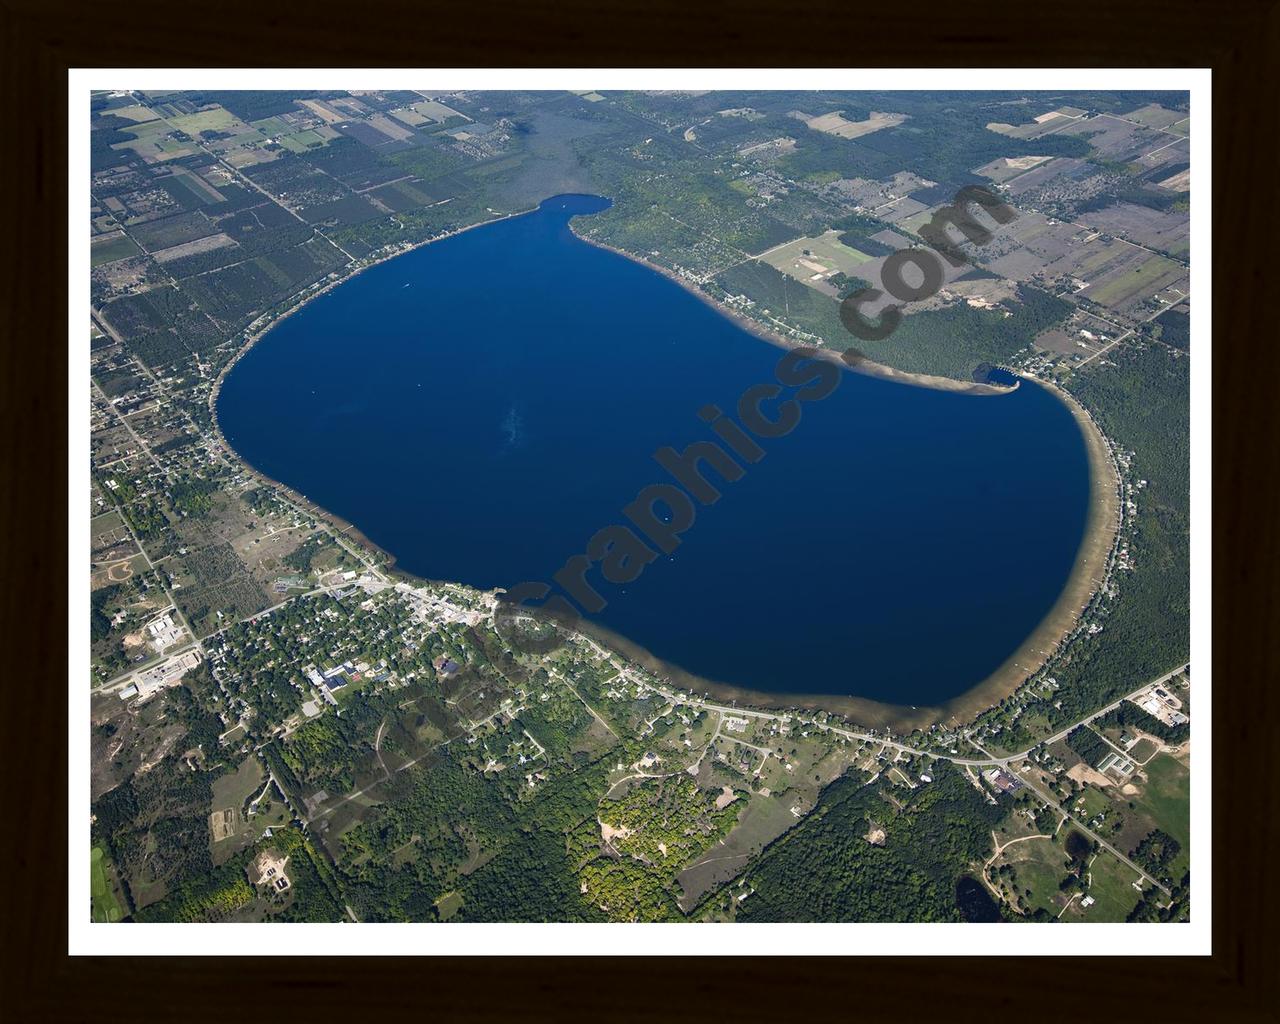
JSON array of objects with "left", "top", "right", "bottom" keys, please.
[{"left": 218, "top": 195, "right": 1090, "bottom": 706}]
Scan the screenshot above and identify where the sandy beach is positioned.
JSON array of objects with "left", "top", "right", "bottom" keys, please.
[
  {"left": 205, "top": 205, "right": 541, "bottom": 564},
  {"left": 208, "top": 203, "right": 1121, "bottom": 732},
  {"left": 569, "top": 227, "right": 1016, "bottom": 398},
  {"left": 579, "top": 370, "right": 1122, "bottom": 732}
]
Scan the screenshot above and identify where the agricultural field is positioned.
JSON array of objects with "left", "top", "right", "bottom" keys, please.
[
  {"left": 1082, "top": 252, "right": 1187, "bottom": 314},
  {"left": 85, "top": 88, "right": 1191, "bottom": 929},
  {"left": 758, "top": 230, "right": 874, "bottom": 296},
  {"left": 91, "top": 232, "right": 142, "bottom": 267},
  {"left": 165, "top": 105, "right": 244, "bottom": 135},
  {"left": 800, "top": 109, "right": 908, "bottom": 140},
  {"left": 276, "top": 130, "right": 328, "bottom": 153},
  {"left": 1060, "top": 113, "right": 1172, "bottom": 163},
  {"left": 412, "top": 99, "right": 468, "bottom": 123},
  {"left": 1078, "top": 201, "right": 1190, "bottom": 257},
  {"left": 986, "top": 107, "right": 1088, "bottom": 140},
  {"left": 973, "top": 154, "right": 1053, "bottom": 184},
  {"left": 150, "top": 232, "right": 238, "bottom": 265},
  {"left": 110, "top": 104, "right": 161, "bottom": 123},
  {"left": 1121, "top": 103, "right": 1186, "bottom": 131}
]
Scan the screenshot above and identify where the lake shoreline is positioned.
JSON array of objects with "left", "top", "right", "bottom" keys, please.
[
  {"left": 569, "top": 226, "right": 1017, "bottom": 398},
  {"left": 211, "top": 193, "right": 1117, "bottom": 732},
  {"left": 206, "top": 205, "right": 541, "bottom": 575},
  {"left": 563, "top": 223, "right": 1122, "bottom": 730},
  {"left": 554, "top": 374, "right": 1120, "bottom": 732}
]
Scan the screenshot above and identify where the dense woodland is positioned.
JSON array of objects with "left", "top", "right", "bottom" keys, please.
[
  {"left": 88, "top": 88, "right": 1191, "bottom": 926},
  {"left": 737, "top": 763, "right": 1007, "bottom": 922},
  {"left": 1051, "top": 344, "right": 1191, "bottom": 723},
  {"left": 711, "top": 262, "right": 1074, "bottom": 381}
]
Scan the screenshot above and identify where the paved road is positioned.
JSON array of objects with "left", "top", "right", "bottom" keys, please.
[
  {"left": 642, "top": 661, "right": 1189, "bottom": 769},
  {"left": 639, "top": 662, "right": 1189, "bottom": 896},
  {"left": 93, "top": 583, "right": 348, "bottom": 694},
  {"left": 1075, "top": 293, "right": 1187, "bottom": 368},
  {"left": 1014, "top": 763, "right": 1172, "bottom": 896}
]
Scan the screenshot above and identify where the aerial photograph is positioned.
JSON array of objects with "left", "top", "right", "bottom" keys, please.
[{"left": 85, "top": 84, "right": 1193, "bottom": 929}]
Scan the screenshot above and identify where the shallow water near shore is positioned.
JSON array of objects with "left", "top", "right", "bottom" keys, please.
[{"left": 218, "top": 194, "right": 1090, "bottom": 707}]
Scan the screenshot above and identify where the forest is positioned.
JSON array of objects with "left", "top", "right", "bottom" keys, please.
[
  {"left": 1050, "top": 343, "right": 1191, "bottom": 724},
  {"left": 1065, "top": 725, "right": 1112, "bottom": 769},
  {"left": 710, "top": 261, "right": 1072, "bottom": 381},
  {"left": 736, "top": 763, "right": 1006, "bottom": 922}
]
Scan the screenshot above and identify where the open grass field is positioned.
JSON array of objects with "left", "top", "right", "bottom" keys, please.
[
  {"left": 167, "top": 107, "right": 242, "bottom": 134},
  {"left": 90, "top": 509, "right": 128, "bottom": 547},
  {"left": 211, "top": 755, "right": 264, "bottom": 817},
  {"left": 804, "top": 109, "right": 907, "bottom": 139},
  {"left": 1063, "top": 849, "right": 1144, "bottom": 922},
  {"left": 277, "top": 130, "right": 327, "bottom": 153},
  {"left": 677, "top": 791, "right": 798, "bottom": 909},
  {"left": 91, "top": 844, "right": 127, "bottom": 922},
  {"left": 994, "top": 836, "right": 1070, "bottom": 917},
  {"left": 435, "top": 890, "right": 464, "bottom": 920},
  {"left": 758, "top": 230, "right": 873, "bottom": 293},
  {"left": 1075, "top": 785, "right": 1112, "bottom": 821},
  {"left": 209, "top": 754, "right": 292, "bottom": 866},
  {"left": 111, "top": 104, "right": 160, "bottom": 123},
  {"left": 1083, "top": 253, "right": 1187, "bottom": 312},
  {"left": 1136, "top": 750, "right": 1190, "bottom": 875},
  {"left": 91, "top": 232, "right": 142, "bottom": 267}
]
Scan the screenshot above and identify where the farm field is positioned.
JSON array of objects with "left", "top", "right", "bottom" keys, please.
[
  {"left": 83, "top": 87, "right": 1192, "bottom": 931},
  {"left": 986, "top": 107, "right": 1087, "bottom": 140},
  {"left": 1082, "top": 253, "right": 1187, "bottom": 313},
  {"left": 1121, "top": 103, "right": 1186, "bottom": 131},
  {"left": 802, "top": 109, "right": 907, "bottom": 139},
  {"left": 974, "top": 155, "right": 1052, "bottom": 184},
  {"left": 91, "top": 232, "right": 142, "bottom": 267},
  {"left": 277, "top": 130, "right": 327, "bottom": 153},
  {"left": 758, "top": 230, "right": 873, "bottom": 293},
  {"left": 1079, "top": 202, "right": 1190, "bottom": 256},
  {"left": 166, "top": 106, "right": 245, "bottom": 135}
]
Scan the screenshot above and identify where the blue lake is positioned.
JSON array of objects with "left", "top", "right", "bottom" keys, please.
[{"left": 217, "top": 195, "right": 1090, "bottom": 707}]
